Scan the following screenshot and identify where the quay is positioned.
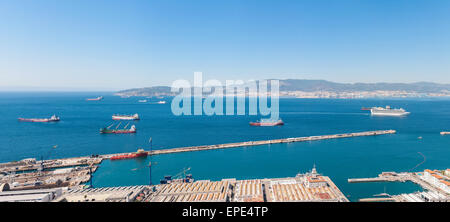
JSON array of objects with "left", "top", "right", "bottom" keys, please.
[
  {"left": 102, "top": 129, "right": 396, "bottom": 158},
  {"left": 0, "top": 166, "right": 349, "bottom": 202},
  {"left": 348, "top": 169, "right": 450, "bottom": 202},
  {"left": 0, "top": 157, "right": 102, "bottom": 191}
]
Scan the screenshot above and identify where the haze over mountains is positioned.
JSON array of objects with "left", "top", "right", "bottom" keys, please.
[{"left": 115, "top": 79, "right": 450, "bottom": 98}]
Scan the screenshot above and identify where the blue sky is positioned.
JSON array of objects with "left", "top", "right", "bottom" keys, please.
[{"left": 0, "top": 0, "right": 449, "bottom": 90}]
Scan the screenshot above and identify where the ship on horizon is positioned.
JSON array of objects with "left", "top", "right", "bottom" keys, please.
[
  {"left": 370, "top": 106, "right": 410, "bottom": 116},
  {"left": 18, "top": 114, "right": 60, "bottom": 122},
  {"left": 112, "top": 114, "right": 140, "bottom": 120},
  {"left": 250, "top": 118, "right": 284, "bottom": 126},
  {"left": 100, "top": 122, "right": 136, "bottom": 134},
  {"left": 86, "top": 96, "right": 103, "bottom": 101}
]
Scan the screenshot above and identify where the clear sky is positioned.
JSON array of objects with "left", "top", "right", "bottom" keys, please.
[{"left": 1, "top": 0, "right": 449, "bottom": 90}]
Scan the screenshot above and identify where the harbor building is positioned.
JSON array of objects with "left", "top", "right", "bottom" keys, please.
[
  {"left": 0, "top": 187, "right": 63, "bottom": 202},
  {"left": 55, "top": 185, "right": 149, "bottom": 202}
]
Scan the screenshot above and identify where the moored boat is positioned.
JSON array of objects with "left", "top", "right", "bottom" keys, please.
[
  {"left": 18, "top": 115, "right": 60, "bottom": 122},
  {"left": 112, "top": 114, "right": 140, "bottom": 120},
  {"left": 250, "top": 118, "right": 284, "bottom": 126},
  {"left": 110, "top": 149, "right": 148, "bottom": 160}
]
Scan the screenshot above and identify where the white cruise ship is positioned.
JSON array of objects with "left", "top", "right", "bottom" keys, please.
[{"left": 370, "top": 106, "right": 410, "bottom": 116}]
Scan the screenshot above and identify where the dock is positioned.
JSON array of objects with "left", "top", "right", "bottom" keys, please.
[
  {"left": 348, "top": 170, "right": 450, "bottom": 202},
  {"left": 103, "top": 130, "right": 394, "bottom": 158}
]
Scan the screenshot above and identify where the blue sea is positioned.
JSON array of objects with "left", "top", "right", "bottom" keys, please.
[{"left": 1, "top": 92, "right": 449, "bottom": 201}]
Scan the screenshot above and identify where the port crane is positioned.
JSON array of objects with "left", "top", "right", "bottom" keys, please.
[
  {"left": 38, "top": 145, "right": 58, "bottom": 175},
  {"left": 173, "top": 167, "right": 191, "bottom": 180}
]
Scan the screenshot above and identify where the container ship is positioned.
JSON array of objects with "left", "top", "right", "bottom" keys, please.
[
  {"left": 250, "top": 118, "right": 284, "bottom": 126},
  {"left": 100, "top": 122, "right": 136, "bottom": 134},
  {"left": 110, "top": 149, "right": 148, "bottom": 160},
  {"left": 18, "top": 115, "right": 60, "bottom": 122},
  {"left": 86, "top": 96, "right": 103, "bottom": 101},
  {"left": 370, "top": 106, "right": 410, "bottom": 116},
  {"left": 112, "top": 114, "right": 140, "bottom": 120}
]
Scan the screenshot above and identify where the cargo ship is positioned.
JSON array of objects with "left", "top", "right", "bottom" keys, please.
[
  {"left": 250, "top": 118, "right": 284, "bottom": 126},
  {"left": 100, "top": 123, "right": 136, "bottom": 134},
  {"left": 110, "top": 149, "right": 148, "bottom": 160},
  {"left": 86, "top": 96, "right": 103, "bottom": 101},
  {"left": 370, "top": 106, "right": 410, "bottom": 116},
  {"left": 18, "top": 115, "right": 60, "bottom": 122},
  {"left": 112, "top": 114, "right": 140, "bottom": 120}
]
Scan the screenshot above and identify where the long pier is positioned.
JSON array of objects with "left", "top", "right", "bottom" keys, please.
[
  {"left": 146, "top": 130, "right": 396, "bottom": 156},
  {"left": 100, "top": 130, "right": 396, "bottom": 159}
]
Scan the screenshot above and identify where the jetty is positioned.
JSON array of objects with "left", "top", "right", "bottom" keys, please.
[
  {"left": 147, "top": 130, "right": 396, "bottom": 156},
  {"left": 99, "top": 130, "right": 396, "bottom": 158},
  {"left": 348, "top": 170, "right": 450, "bottom": 202}
]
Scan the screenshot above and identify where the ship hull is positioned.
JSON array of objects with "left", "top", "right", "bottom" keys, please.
[
  {"left": 100, "top": 130, "right": 136, "bottom": 134},
  {"left": 250, "top": 121, "right": 284, "bottom": 126},
  {"left": 110, "top": 152, "right": 147, "bottom": 160},
  {"left": 112, "top": 116, "right": 139, "bottom": 120},
  {"left": 370, "top": 111, "right": 410, "bottom": 116},
  {"left": 18, "top": 118, "right": 60, "bottom": 122}
]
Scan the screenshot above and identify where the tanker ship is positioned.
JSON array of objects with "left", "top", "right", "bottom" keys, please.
[
  {"left": 110, "top": 149, "right": 148, "bottom": 160},
  {"left": 112, "top": 114, "right": 140, "bottom": 120},
  {"left": 18, "top": 115, "right": 60, "bottom": 122},
  {"left": 250, "top": 118, "right": 284, "bottom": 126}
]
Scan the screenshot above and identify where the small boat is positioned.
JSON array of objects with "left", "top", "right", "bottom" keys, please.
[
  {"left": 138, "top": 100, "right": 147, "bottom": 103},
  {"left": 100, "top": 123, "right": 136, "bottom": 134},
  {"left": 110, "top": 149, "right": 148, "bottom": 160},
  {"left": 18, "top": 115, "right": 60, "bottom": 122},
  {"left": 86, "top": 96, "right": 103, "bottom": 101},
  {"left": 250, "top": 118, "right": 284, "bottom": 126},
  {"left": 361, "top": 107, "right": 371, "bottom": 111},
  {"left": 112, "top": 114, "right": 140, "bottom": 120},
  {"left": 157, "top": 101, "right": 166, "bottom": 104}
]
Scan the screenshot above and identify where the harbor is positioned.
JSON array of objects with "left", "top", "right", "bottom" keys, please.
[{"left": 0, "top": 130, "right": 395, "bottom": 193}]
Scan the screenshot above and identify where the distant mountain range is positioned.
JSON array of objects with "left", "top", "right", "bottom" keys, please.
[{"left": 115, "top": 79, "right": 450, "bottom": 98}]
